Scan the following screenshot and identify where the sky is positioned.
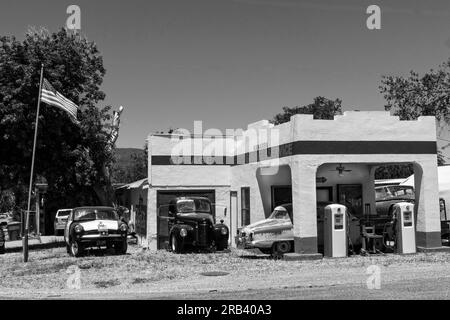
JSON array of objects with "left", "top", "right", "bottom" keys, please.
[{"left": 1, "top": 0, "right": 450, "bottom": 150}]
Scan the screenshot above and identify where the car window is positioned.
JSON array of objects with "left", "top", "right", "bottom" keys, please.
[
  {"left": 177, "top": 199, "right": 211, "bottom": 213},
  {"left": 269, "top": 209, "right": 290, "bottom": 220},
  {"left": 57, "top": 210, "right": 71, "bottom": 218},
  {"left": 441, "top": 199, "right": 447, "bottom": 221},
  {"left": 74, "top": 209, "right": 118, "bottom": 221},
  {"left": 177, "top": 200, "right": 195, "bottom": 213},
  {"left": 375, "top": 188, "right": 387, "bottom": 200},
  {"left": 386, "top": 186, "right": 414, "bottom": 197}
]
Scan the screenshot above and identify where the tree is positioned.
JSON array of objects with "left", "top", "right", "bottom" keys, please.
[
  {"left": 380, "top": 59, "right": 450, "bottom": 165},
  {"left": 0, "top": 28, "right": 116, "bottom": 211},
  {"left": 111, "top": 146, "right": 147, "bottom": 184},
  {"left": 271, "top": 96, "right": 343, "bottom": 125},
  {"left": 374, "top": 164, "right": 414, "bottom": 180}
]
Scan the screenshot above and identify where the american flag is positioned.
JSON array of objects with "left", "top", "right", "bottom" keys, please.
[{"left": 41, "top": 78, "right": 79, "bottom": 123}]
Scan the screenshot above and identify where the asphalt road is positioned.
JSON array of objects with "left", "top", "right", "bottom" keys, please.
[{"left": 2, "top": 247, "right": 450, "bottom": 300}]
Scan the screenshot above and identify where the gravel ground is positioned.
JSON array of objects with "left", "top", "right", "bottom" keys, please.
[{"left": 1, "top": 245, "right": 450, "bottom": 299}]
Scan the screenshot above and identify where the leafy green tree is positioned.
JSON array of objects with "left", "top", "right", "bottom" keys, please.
[
  {"left": 380, "top": 59, "right": 450, "bottom": 165},
  {"left": 271, "top": 96, "right": 343, "bottom": 125},
  {"left": 374, "top": 164, "right": 414, "bottom": 180},
  {"left": 0, "top": 28, "right": 116, "bottom": 210},
  {"left": 111, "top": 146, "right": 147, "bottom": 184}
]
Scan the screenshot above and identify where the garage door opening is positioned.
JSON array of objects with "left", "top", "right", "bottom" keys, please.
[{"left": 156, "top": 190, "right": 215, "bottom": 249}]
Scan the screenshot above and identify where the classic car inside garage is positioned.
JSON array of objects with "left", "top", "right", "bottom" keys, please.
[{"left": 156, "top": 190, "right": 215, "bottom": 249}]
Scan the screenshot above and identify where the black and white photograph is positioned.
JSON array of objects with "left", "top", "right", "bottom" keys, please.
[{"left": 1, "top": 0, "right": 450, "bottom": 309}]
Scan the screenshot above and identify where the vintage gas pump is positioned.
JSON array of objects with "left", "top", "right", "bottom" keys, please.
[
  {"left": 324, "top": 204, "right": 347, "bottom": 257},
  {"left": 393, "top": 202, "right": 416, "bottom": 254}
]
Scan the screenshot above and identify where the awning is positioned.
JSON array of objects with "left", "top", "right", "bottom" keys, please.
[{"left": 116, "top": 178, "right": 148, "bottom": 190}]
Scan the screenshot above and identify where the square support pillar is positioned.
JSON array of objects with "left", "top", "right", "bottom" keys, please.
[
  {"left": 146, "top": 187, "right": 158, "bottom": 250},
  {"left": 413, "top": 160, "right": 441, "bottom": 248},
  {"left": 291, "top": 160, "right": 318, "bottom": 254},
  {"left": 365, "top": 166, "right": 378, "bottom": 215}
]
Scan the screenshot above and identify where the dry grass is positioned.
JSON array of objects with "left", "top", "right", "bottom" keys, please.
[{"left": 1, "top": 245, "right": 450, "bottom": 293}]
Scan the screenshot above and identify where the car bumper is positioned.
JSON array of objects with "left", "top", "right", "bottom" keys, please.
[
  {"left": 79, "top": 234, "right": 124, "bottom": 241},
  {"left": 235, "top": 236, "right": 256, "bottom": 249}
]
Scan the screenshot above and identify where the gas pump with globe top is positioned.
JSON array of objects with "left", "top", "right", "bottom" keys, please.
[
  {"left": 393, "top": 202, "right": 416, "bottom": 254},
  {"left": 324, "top": 204, "right": 347, "bottom": 258}
]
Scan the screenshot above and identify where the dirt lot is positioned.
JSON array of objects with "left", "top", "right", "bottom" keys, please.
[{"left": 1, "top": 245, "right": 450, "bottom": 299}]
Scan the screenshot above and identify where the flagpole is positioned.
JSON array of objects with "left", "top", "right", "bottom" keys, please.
[{"left": 23, "top": 63, "right": 44, "bottom": 263}]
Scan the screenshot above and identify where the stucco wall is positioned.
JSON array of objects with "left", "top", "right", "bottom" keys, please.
[{"left": 145, "top": 111, "right": 440, "bottom": 252}]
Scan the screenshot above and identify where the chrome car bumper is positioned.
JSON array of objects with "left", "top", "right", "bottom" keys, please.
[
  {"left": 235, "top": 236, "right": 255, "bottom": 249},
  {"left": 80, "top": 234, "right": 123, "bottom": 240}
]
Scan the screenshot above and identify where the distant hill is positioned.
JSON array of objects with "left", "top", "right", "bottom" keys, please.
[{"left": 114, "top": 148, "right": 145, "bottom": 167}]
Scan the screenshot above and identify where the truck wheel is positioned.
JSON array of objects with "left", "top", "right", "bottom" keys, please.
[
  {"left": 217, "top": 242, "right": 228, "bottom": 251},
  {"left": 0, "top": 244, "right": 5, "bottom": 255},
  {"left": 70, "top": 240, "right": 84, "bottom": 257},
  {"left": 114, "top": 240, "right": 128, "bottom": 255},
  {"left": 171, "top": 234, "right": 183, "bottom": 253}
]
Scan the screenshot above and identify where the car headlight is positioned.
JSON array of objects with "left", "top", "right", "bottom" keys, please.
[
  {"left": 221, "top": 227, "right": 228, "bottom": 235},
  {"left": 74, "top": 224, "right": 83, "bottom": 233},
  {"left": 180, "top": 228, "right": 188, "bottom": 237},
  {"left": 120, "top": 223, "right": 128, "bottom": 232}
]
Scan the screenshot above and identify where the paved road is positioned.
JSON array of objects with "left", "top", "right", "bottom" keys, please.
[
  {"left": 2, "top": 247, "right": 450, "bottom": 300},
  {"left": 4, "top": 272, "right": 449, "bottom": 300}
]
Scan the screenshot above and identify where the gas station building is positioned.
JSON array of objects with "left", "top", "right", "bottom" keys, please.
[{"left": 142, "top": 111, "right": 442, "bottom": 254}]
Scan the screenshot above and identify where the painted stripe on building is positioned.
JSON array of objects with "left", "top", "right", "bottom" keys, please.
[{"left": 151, "top": 140, "right": 437, "bottom": 165}]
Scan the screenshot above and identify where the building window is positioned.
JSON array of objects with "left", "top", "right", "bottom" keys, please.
[
  {"left": 441, "top": 199, "right": 447, "bottom": 221},
  {"left": 241, "top": 187, "right": 250, "bottom": 226}
]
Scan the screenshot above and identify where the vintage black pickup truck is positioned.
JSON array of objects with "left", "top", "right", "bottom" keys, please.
[{"left": 165, "top": 197, "right": 229, "bottom": 253}]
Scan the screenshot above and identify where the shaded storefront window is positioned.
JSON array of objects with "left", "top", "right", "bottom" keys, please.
[{"left": 241, "top": 187, "right": 250, "bottom": 226}]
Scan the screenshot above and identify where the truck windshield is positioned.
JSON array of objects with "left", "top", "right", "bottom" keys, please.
[
  {"left": 376, "top": 186, "right": 414, "bottom": 200},
  {"left": 385, "top": 186, "right": 414, "bottom": 198},
  {"left": 177, "top": 199, "right": 211, "bottom": 213},
  {"left": 74, "top": 209, "right": 118, "bottom": 221}
]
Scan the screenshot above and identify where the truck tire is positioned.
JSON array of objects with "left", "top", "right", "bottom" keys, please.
[
  {"left": 217, "top": 241, "right": 228, "bottom": 251},
  {"left": 171, "top": 233, "right": 184, "bottom": 253}
]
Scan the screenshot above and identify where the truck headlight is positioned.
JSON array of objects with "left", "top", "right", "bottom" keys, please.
[
  {"left": 180, "top": 228, "right": 188, "bottom": 237},
  {"left": 119, "top": 224, "right": 128, "bottom": 232},
  {"left": 74, "top": 225, "right": 83, "bottom": 233},
  {"left": 221, "top": 227, "right": 228, "bottom": 235}
]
